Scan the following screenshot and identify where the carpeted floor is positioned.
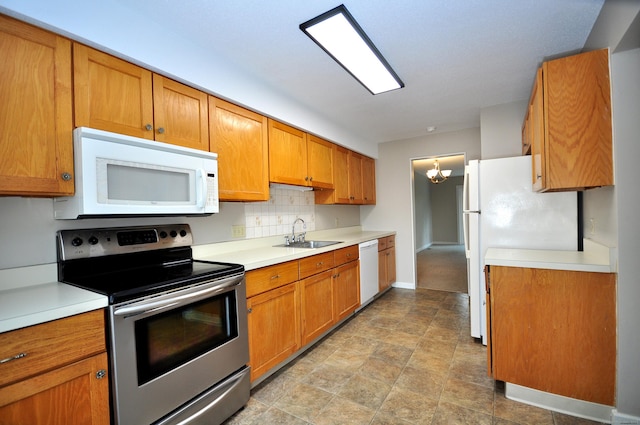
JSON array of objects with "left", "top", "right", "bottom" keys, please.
[{"left": 416, "top": 244, "right": 468, "bottom": 293}]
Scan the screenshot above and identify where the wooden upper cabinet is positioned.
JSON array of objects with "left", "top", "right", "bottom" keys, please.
[
  {"left": 362, "top": 156, "right": 376, "bottom": 204},
  {"left": 268, "top": 119, "right": 308, "bottom": 186},
  {"left": 528, "top": 48, "right": 613, "bottom": 192},
  {"left": 307, "top": 135, "right": 334, "bottom": 189},
  {"left": 73, "top": 43, "right": 154, "bottom": 139},
  {"left": 0, "top": 15, "right": 74, "bottom": 196},
  {"left": 332, "top": 145, "right": 351, "bottom": 203},
  {"left": 152, "top": 75, "right": 209, "bottom": 150},
  {"left": 74, "top": 45, "right": 209, "bottom": 150},
  {"left": 348, "top": 151, "right": 364, "bottom": 203},
  {"left": 209, "top": 97, "right": 269, "bottom": 201}
]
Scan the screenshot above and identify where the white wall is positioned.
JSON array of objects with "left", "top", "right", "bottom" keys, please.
[
  {"left": 430, "top": 176, "right": 464, "bottom": 244},
  {"left": 480, "top": 100, "right": 528, "bottom": 158},
  {"left": 360, "top": 128, "right": 481, "bottom": 288},
  {"left": 413, "top": 171, "right": 432, "bottom": 251},
  {"left": 609, "top": 47, "right": 640, "bottom": 419}
]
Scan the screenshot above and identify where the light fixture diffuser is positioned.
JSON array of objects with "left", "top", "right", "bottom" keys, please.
[{"left": 300, "top": 5, "right": 404, "bottom": 95}]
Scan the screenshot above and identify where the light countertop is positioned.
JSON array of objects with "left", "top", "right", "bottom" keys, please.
[
  {"left": 192, "top": 226, "right": 395, "bottom": 270},
  {"left": 0, "top": 264, "right": 108, "bottom": 334},
  {"left": 485, "top": 239, "right": 617, "bottom": 273},
  {"left": 0, "top": 227, "right": 393, "bottom": 334}
]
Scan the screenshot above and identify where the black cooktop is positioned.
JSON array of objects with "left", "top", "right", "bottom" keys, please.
[{"left": 57, "top": 224, "right": 244, "bottom": 304}]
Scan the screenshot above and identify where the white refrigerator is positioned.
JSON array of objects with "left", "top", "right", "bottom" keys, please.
[{"left": 463, "top": 156, "right": 578, "bottom": 345}]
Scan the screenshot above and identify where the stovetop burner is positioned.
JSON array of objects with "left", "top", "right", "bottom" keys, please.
[{"left": 57, "top": 224, "right": 243, "bottom": 304}]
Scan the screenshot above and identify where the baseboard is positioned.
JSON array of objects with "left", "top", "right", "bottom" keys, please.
[
  {"left": 612, "top": 410, "right": 640, "bottom": 425},
  {"left": 505, "top": 383, "right": 613, "bottom": 423},
  {"left": 391, "top": 281, "right": 415, "bottom": 290}
]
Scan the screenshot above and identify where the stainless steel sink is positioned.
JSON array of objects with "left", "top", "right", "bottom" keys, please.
[{"left": 273, "top": 240, "right": 342, "bottom": 249}]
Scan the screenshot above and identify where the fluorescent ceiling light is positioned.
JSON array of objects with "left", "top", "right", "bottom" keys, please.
[{"left": 300, "top": 5, "right": 404, "bottom": 95}]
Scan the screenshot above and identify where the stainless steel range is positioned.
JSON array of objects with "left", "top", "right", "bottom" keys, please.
[{"left": 57, "top": 224, "right": 249, "bottom": 425}]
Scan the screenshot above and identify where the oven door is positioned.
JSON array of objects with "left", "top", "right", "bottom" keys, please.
[{"left": 109, "top": 272, "right": 248, "bottom": 425}]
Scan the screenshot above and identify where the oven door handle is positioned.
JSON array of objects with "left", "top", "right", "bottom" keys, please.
[{"left": 113, "top": 274, "right": 243, "bottom": 318}]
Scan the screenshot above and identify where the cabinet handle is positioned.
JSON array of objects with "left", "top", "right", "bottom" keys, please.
[
  {"left": 537, "top": 174, "right": 542, "bottom": 179},
  {"left": 0, "top": 352, "right": 27, "bottom": 364},
  {"left": 145, "top": 124, "right": 153, "bottom": 131},
  {"left": 270, "top": 274, "right": 280, "bottom": 280},
  {"left": 157, "top": 127, "right": 165, "bottom": 134},
  {"left": 61, "top": 172, "right": 72, "bottom": 181},
  {"left": 96, "top": 369, "right": 106, "bottom": 379},
  {"left": 316, "top": 262, "right": 323, "bottom": 267},
  {"left": 247, "top": 307, "right": 253, "bottom": 313}
]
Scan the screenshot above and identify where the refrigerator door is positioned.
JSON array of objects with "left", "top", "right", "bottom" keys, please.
[{"left": 463, "top": 161, "right": 482, "bottom": 339}]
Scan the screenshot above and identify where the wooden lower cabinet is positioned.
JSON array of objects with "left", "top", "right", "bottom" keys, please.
[
  {"left": 0, "top": 353, "right": 109, "bottom": 425},
  {"left": 486, "top": 266, "right": 616, "bottom": 406},
  {"left": 333, "top": 260, "right": 360, "bottom": 321},
  {"left": 378, "top": 236, "right": 396, "bottom": 292},
  {"left": 0, "top": 310, "right": 109, "bottom": 425},
  {"left": 300, "top": 270, "right": 335, "bottom": 346},
  {"left": 247, "top": 282, "right": 301, "bottom": 382}
]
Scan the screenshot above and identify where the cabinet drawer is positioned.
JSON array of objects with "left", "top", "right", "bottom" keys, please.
[
  {"left": 334, "top": 245, "right": 359, "bottom": 266},
  {"left": 386, "top": 235, "right": 395, "bottom": 248},
  {"left": 0, "top": 310, "right": 106, "bottom": 388},
  {"left": 246, "top": 260, "right": 299, "bottom": 298},
  {"left": 299, "top": 252, "right": 335, "bottom": 280},
  {"left": 377, "top": 238, "right": 387, "bottom": 251}
]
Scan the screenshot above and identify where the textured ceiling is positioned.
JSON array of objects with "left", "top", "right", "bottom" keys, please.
[{"left": 114, "top": 1, "right": 603, "bottom": 147}]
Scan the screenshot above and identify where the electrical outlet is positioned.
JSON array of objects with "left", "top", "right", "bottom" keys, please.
[{"left": 231, "top": 225, "right": 246, "bottom": 238}]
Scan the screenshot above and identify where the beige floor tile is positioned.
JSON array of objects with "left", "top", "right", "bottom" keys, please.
[
  {"left": 439, "top": 377, "right": 495, "bottom": 415},
  {"left": 301, "top": 363, "right": 355, "bottom": 393},
  {"left": 431, "top": 401, "right": 493, "bottom": 425},
  {"left": 337, "top": 374, "right": 393, "bottom": 410},
  {"left": 493, "top": 392, "right": 554, "bottom": 425},
  {"left": 359, "top": 356, "right": 404, "bottom": 385},
  {"left": 394, "top": 365, "right": 447, "bottom": 401},
  {"left": 313, "top": 396, "right": 376, "bottom": 425},
  {"left": 377, "top": 386, "right": 438, "bottom": 424},
  {"left": 274, "top": 383, "right": 333, "bottom": 422}
]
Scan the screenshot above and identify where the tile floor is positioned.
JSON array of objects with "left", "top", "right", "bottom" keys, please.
[{"left": 224, "top": 288, "right": 605, "bottom": 425}]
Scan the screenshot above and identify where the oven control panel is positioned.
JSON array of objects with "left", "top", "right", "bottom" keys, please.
[{"left": 58, "top": 224, "right": 193, "bottom": 260}]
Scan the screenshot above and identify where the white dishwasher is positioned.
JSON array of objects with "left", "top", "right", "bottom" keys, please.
[{"left": 358, "top": 239, "right": 379, "bottom": 309}]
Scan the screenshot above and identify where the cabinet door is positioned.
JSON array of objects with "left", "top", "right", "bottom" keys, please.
[
  {"left": 348, "top": 151, "right": 364, "bottom": 204},
  {"left": 386, "top": 247, "right": 396, "bottom": 286},
  {"left": 333, "top": 261, "right": 360, "bottom": 322},
  {"left": 530, "top": 68, "right": 546, "bottom": 191},
  {"left": 378, "top": 249, "right": 387, "bottom": 292},
  {"left": 209, "top": 97, "right": 269, "bottom": 201},
  {"left": 306, "top": 135, "right": 334, "bottom": 189},
  {"left": 0, "top": 16, "right": 74, "bottom": 196},
  {"left": 74, "top": 44, "right": 154, "bottom": 139},
  {"left": 361, "top": 156, "right": 376, "bottom": 204},
  {"left": 333, "top": 145, "right": 351, "bottom": 204},
  {"left": 153, "top": 74, "right": 209, "bottom": 150},
  {"left": 247, "top": 282, "right": 300, "bottom": 382},
  {"left": 300, "top": 270, "right": 335, "bottom": 345},
  {"left": 490, "top": 266, "right": 616, "bottom": 405},
  {"left": 268, "top": 119, "right": 308, "bottom": 186},
  {"left": 541, "top": 48, "right": 613, "bottom": 191},
  {"left": 0, "top": 352, "right": 110, "bottom": 425}
]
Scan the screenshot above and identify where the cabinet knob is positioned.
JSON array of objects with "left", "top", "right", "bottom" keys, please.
[
  {"left": 247, "top": 307, "right": 253, "bottom": 313},
  {"left": 61, "top": 172, "right": 72, "bottom": 181},
  {"left": 537, "top": 174, "right": 542, "bottom": 179},
  {"left": 96, "top": 369, "right": 106, "bottom": 379},
  {"left": 157, "top": 127, "right": 165, "bottom": 134},
  {"left": 145, "top": 124, "right": 153, "bottom": 131}
]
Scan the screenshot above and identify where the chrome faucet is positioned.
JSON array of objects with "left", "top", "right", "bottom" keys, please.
[{"left": 291, "top": 218, "right": 306, "bottom": 243}]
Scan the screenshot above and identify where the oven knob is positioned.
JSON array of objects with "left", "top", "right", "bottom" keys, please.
[
  {"left": 71, "top": 237, "right": 83, "bottom": 247},
  {"left": 88, "top": 236, "right": 99, "bottom": 245},
  {"left": 159, "top": 231, "right": 168, "bottom": 239},
  {"left": 170, "top": 230, "right": 177, "bottom": 238},
  {"left": 179, "top": 229, "right": 187, "bottom": 237}
]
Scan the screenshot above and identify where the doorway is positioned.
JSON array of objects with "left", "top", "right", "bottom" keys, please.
[{"left": 412, "top": 154, "right": 468, "bottom": 293}]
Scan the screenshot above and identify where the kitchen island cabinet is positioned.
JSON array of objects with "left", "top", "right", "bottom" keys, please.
[
  {"left": 209, "top": 97, "right": 269, "bottom": 201},
  {"left": 524, "top": 48, "right": 613, "bottom": 192},
  {"left": 0, "top": 15, "right": 74, "bottom": 196},
  {"left": 486, "top": 265, "right": 616, "bottom": 406},
  {"left": 74, "top": 44, "right": 209, "bottom": 150},
  {"left": 0, "top": 309, "right": 109, "bottom": 424}
]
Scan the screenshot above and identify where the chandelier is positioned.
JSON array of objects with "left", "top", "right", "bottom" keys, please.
[{"left": 426, "top": 160, "right": 452, "bottom": 184}]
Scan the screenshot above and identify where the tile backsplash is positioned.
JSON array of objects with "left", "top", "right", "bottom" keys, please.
[{"left": 244, "top": 187, "right": 315, "bottom": 239}]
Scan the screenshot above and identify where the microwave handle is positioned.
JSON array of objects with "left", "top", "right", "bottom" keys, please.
[{"left": 196, "top": 169, "right": 206, "bottom": 208}]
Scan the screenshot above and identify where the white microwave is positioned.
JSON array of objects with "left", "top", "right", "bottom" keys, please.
[{"left": 54, "top": 127, "right": 218, "bottom": 219}]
